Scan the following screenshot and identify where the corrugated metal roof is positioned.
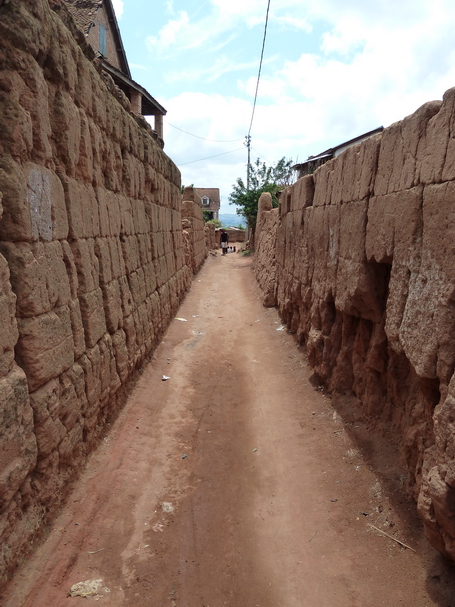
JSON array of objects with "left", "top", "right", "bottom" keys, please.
[{"left": 293, "top": 127, "right": 384, "bottom": 170}]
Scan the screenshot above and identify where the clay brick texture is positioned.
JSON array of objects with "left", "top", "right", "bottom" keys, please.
[
  {"left": 254, "top": 89, "right": 455, "bottom": 561},
  {"left": 182, "top": 187, "right": 208, "bottom": 274},
  {"left": 0, "top": 0, "right": 210, "bottom": 581}
]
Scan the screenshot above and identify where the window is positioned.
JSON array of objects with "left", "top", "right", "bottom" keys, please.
[
  {"left": 202, "top": 196, "right": 210, "bottom": 206},
  {"left": 99, "top": 23, "right": 107, "bottom": 56}
]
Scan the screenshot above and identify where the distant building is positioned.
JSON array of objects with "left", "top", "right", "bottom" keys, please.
[
  {"left": 63, "top": 0, "right": 166, "bottom": 144},
  {"left": 293, "top": 127, "right": 384, "bottom": 178},
  {"left": 195, "top": 188, "right": 220, "bottom": 221}
]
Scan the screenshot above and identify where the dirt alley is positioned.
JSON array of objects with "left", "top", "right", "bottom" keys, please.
[{"left": 2, "top": 252, "right": 455, "bottom": 607}]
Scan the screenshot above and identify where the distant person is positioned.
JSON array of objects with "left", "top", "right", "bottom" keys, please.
[{"left": 220, "top": 229, "right": 229, "bottom": 255}]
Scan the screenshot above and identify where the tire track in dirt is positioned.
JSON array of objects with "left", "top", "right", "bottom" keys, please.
[{"left": 2, "top": 252, "right": 455, "bottom": 606}]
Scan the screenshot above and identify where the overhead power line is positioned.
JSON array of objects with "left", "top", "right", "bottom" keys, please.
[
  {"left": 177, "top": 147, "right": 245, "bottom": 166},
  {"left": 247, "top": 0, "right": 271, "bottom": 138},
  {"left": 166, "top": 121, "right": 244, "bottom": 143},
  {"left": 169, "top": 1, "right": 271, "bottom": 171},
  {"left": 245, "top": 0, "right": 271, "bottom": 198},
  {"left": 252, "top": 146, "right": 271, "bottom": 164}
]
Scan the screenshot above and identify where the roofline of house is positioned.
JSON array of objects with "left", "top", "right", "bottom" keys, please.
[
  {"left": 293, "top": 126, "right": 384, "bottom": 169},
  {"left": 195, "top": 188, "right": 220, "bottom": 205},
  {"left": 102, "top": 0, "right": 131, "bottom": 78},
  {"left": 101, "top": 60, "right": 167, "bottom": 116}
]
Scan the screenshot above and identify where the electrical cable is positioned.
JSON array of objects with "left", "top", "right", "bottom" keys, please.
[
  {"left": 251, "top": 146, "right": 271, "bottom": 164},
  {"left": 177, "top": 147, "right": 245, "bottom": 166},
  {"left": 247, "top": 0, "right": 271, "bottom": 138},
  {"left": 166, "top": 121, "right": 244, "bottom": 143},
  {"left": 169, "top": 1, "right": 271, "bottom": 168}
]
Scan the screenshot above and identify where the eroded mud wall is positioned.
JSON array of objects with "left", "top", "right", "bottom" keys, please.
[
  {"left": 205, "top": 221, "right": 216, "bottom": 251},
  {"left": 215, "top": 227, "right": 246, "bottom": 246},
  {"left": 254, "top": 192, "right": 278, "bottom": 307},
  {"left": 0, "top": 0, "right": 194, "bottom": 580},
  {"left": 182, "top": 186, "right": 209, "bottom": 274},
  {"left": 255, "top": 89, "right": 455, "bottom": 560}
]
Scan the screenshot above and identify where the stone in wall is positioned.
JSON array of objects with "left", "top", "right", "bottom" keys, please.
[
  {"left": 254, "top": 86, "right": 455, "bottom": 561},
  {"left": 254, "top": 192, "right": 278, "bottom": 307},
  {"left": 0, "top": 364, "right": 37, "bottom": 580},
  {"left": 205, "top": 221, "right": 216, "bottom": 251},
  {"left": 0, "top": 0, "right": 199, "bottom": 583},
  {"left": 0, "top": 253, "right": 18, "bottom": 377},
  {"left": 181, "top": 186, "right": 209, "bottom": 274}
]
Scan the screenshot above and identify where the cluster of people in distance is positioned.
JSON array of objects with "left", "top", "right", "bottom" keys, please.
[{"left": 220, "top": 230, "right": 236, "bottom": 255}]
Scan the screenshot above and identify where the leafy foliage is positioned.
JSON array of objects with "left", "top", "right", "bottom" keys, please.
[
  {"left": 228, "top": 157, "right": 294, "bottom": 228},
  {"left": 206, "top": 218, "right": 222, "bottom": 228},
  {"left": 203, "top": 210, "right": 214, "bottom": 222}
]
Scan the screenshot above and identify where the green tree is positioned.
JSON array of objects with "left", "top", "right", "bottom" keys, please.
[
  {"left": 228, "top": 157, "right": 294, "bottom": 229},
  {"left": 206, "top": 218, "right": 222, "bottom": 228}
]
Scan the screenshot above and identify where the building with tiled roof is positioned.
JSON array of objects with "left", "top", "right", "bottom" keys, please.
[
  {"left": 195, "top": 188, "right": 220, "bottom": 221},
  {"left": 64, "top": 0, "right": 102, "bottom": 35},
  {"left": 63, "top": 0, "right": 166, "bottom": 143}
]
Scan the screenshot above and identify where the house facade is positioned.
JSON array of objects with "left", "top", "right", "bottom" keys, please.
[
  {"left": 195, "top": 188, "right": 220, "bottom": 221},
  {"left": 63, "top": 0, "right": 166, "bottom": 143}
]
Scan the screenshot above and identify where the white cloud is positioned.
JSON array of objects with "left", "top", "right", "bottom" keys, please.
[
  {"left": 274, "top": 14, "right": 312, "bottom": 32},
  {"left": 146, "top": 0, "right": 313, "bottom": 56},
  {"left": 137, "top": 0, "right": 455, "bottom": 211},
  {"left": 302, "top": 0, "right": 429, "bottom": 26},
  {"left": 146, "top": 11, "right": 190, "bottom": 50},
  {"left": 253, "top": 0, "right": 455, "bottom": 134},
  {"left": 164, "top": 92, "right": 249, "bottom": 146},
  {"left": 161, "top": 92, "right": 252, "bottom": 209},
  {"left": 167, "top": 54, "right": 269, "bottom": 85},
  {"left": 112, "top": 0, "right": 124, "bottom": 19}
]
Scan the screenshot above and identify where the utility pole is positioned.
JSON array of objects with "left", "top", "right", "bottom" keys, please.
[
  {"left": 245, "top": 135, "right": 251, "bottom": 191},
  {"left": 244, "top": 135, "right": 251, "bottom": 242}
]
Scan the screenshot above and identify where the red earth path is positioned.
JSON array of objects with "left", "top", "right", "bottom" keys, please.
[{"left": 2, "top": 252, "right": 455, "bottom": 606}]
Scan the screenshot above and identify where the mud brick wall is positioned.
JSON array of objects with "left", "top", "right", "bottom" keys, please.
[
  {"left": 182, "top": 186, "right": 208, "bottom": 274},
  {"left": 215, "top": 227, "right": 246, "bottom": 246},
  {"left": 0, "top": 0, "right": 195, "bottom": 581},
  {"left": 255, "top": 88, "right": 455, "bottom": 561},
  {"left": 226, "top": 228, "right": 246, "bottom": 243},
  {"left": 254, "top": 192, "right": 278, "bottom": 308},
  {"left": 205, "top": 221, "right": 216, "bottom": 251}
]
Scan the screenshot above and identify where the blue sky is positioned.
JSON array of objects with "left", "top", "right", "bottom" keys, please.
[{"left": 112, "top": 0, "right": 455, "bottom": 213}]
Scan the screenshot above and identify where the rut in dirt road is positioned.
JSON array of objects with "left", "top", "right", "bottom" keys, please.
[{"left": 2, "top": 253, "right": 455, "bottom": 607}]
